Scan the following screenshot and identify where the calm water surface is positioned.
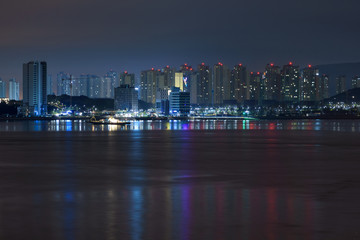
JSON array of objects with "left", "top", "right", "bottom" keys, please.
[{"left": 0, "top": 120, "right": 359, "bottom": 240}]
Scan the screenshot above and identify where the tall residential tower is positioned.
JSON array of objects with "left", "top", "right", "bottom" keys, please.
[
  {"left": 23, "top": 61, "right": 47, "bottom": 115},
  {"left": 281, "top": 62, "right": 300, "bottom": 102}
]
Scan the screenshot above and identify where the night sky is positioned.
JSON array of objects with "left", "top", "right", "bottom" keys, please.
[{"left": 1, "top": 0, "right": 359, "bottom": 82}]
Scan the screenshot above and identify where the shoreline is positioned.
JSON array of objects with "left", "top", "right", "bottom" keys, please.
[{"left": 1, "top": 115, "right": 360, "bottom": 121}]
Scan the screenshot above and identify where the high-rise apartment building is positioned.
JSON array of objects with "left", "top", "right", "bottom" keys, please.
[
  {"left": 74, "top": 75, "right": 88, "bottom": 97},
  {"left": 319, "top": 74, "right": 329, "bottom": 100},
  {"left": 163, "top": 66, "right": 175, "bottom": 88},
  {"left": 23, "top": 61, "right": 47, "bottom": 115},
  {"left": 335, "top": 75, "right": 346, "bottom": 95},
  {"left": 231, "top": 64, "right": 247, "bottom": 104},
  {"left": 174, "top": 72, "right": 184, "bottom": 92},
  {"left": 281, "top": 62, "right": 300, "bottom": 102},
  {"left": 47, "top": 74, "right": 53, "bottom": 95},
  {"left": 213, "top": 63, "right": 231, "bottom": 104},
  {"left": 155, "top": 69, "right": 170, "bottom": 108},
  {"left": 189, "top": 71, "right": 198, "bottom": 104},
  {"left": 140, "top": 69, "right": 157, "bottom": 104},
  {"left": 196, "top": 63, "right": 211, "bottom": 105},
  {"left": 57, "top": 72, "right": 71, "bottom": 96},
  {"left": 180, "top": 64, "right": 194, "bottom": 93},
  {"left": 102, "top": 70, "right": 118, "bottom": 98},
  {"left": 301, "top": 65, "right": 319, "bottom": 101},
  {"left": 156, "top": 71, "right": 167, "bottom": 90},
  {"left": 262, "top": 63, "right": 281, "bottom": 102},
  {"left": 120, "top": 71, "right": 135, "bottom": 87},
  {"left": 0, "top": 79, "right": 6, "bottom": 98},
  {"left": 9, "top": 78, "right": 20, "bottom": 101},
  {"left": 248, "top": 72, "right": 261, "bottom": 102},
  {"left": 87, "top": 75, "right": 101, "bottom": 98}
]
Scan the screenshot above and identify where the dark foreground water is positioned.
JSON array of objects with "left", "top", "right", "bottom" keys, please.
[{"left": 0, "top": 120, "right": 360, "bottom": 240}]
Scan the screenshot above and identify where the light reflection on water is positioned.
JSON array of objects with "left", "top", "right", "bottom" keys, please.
[
  {"left": 17, "top": 184, "right": 318, "bottom": 240},
  {"left": 0, "top": 121, "right": 359, "bottom": 239},
  {"left": 0, "top": 119, "right": 360, "bottom": 132}
]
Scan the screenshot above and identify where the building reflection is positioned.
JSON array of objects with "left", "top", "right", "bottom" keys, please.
[
  {"left": 63, "top": 135, "right": 76, "bottom": 240},
  {"left": 130, "top": 187, "right": 143, "bottom": 240},
  {"left": 18, "top": 175, "right": 319, "bottom": 240},
  {"left": 0, "top": 119, "right": 360, "bottom": 132}
]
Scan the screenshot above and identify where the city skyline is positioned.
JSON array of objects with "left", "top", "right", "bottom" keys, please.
[{"left": 1, "top": 60, "right": 360, "bottom": 99}]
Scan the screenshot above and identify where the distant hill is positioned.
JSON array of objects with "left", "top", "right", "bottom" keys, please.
[
  {"left": 48, "top": 95, "right": 114, "bottom": 111},
  {"left": 324, "top": 87, "right": 360, "bottom": 104},
  {"left": 316, "top": 62, "right": 360, "bottom": 96}
]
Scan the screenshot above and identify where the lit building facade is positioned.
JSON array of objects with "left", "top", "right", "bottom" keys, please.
[
  {"left": 231, "top": 64, "right": 247, "bottom": 104},
  {"left": 262, "top": 63, "right": 281, "bottom": 102},
  {"left": 86, "top": 75, "right": 101, "bottom": 98},
  {"left": 248, "top": 72, "right": 261, "bottom": 102},
  {"left": 174, "top": 72, "right": 184, "bottom": 92},
  {"left": 281, "top": 62, "right": 300, "bottom": 102},
  {"left": 301, "top": 65, "right": 319, "bottom": 101},
  {"left": 169, "top": 87, "right": 190, "bottom": 116}
]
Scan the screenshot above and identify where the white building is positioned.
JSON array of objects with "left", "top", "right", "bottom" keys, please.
[{"left": 23, "top": 61, "right": 47, "bottom": 115}]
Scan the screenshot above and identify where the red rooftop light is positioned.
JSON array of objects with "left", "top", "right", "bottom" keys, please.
[
  {"left": 270, "top": 63, "right": 274, "bottom": 67},
  {"left": 201, "top": 62, "right": 205, "bottom": 66},
  {"left": 308, "top": 64, "right": 312, "bottom": 68},
  {"left": 289, "top": 62, "right": 293, "bottom": 65}
]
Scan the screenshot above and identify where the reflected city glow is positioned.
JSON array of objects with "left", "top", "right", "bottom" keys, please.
[
  {"left": 23, "top": 183, "right": 318, "bottom": 240},
  {"left": 0, "top": 120, "right": 357, "bottom": 239},
  {"left": 0, "top": 119, "right": 360, "bottom": 132}
]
